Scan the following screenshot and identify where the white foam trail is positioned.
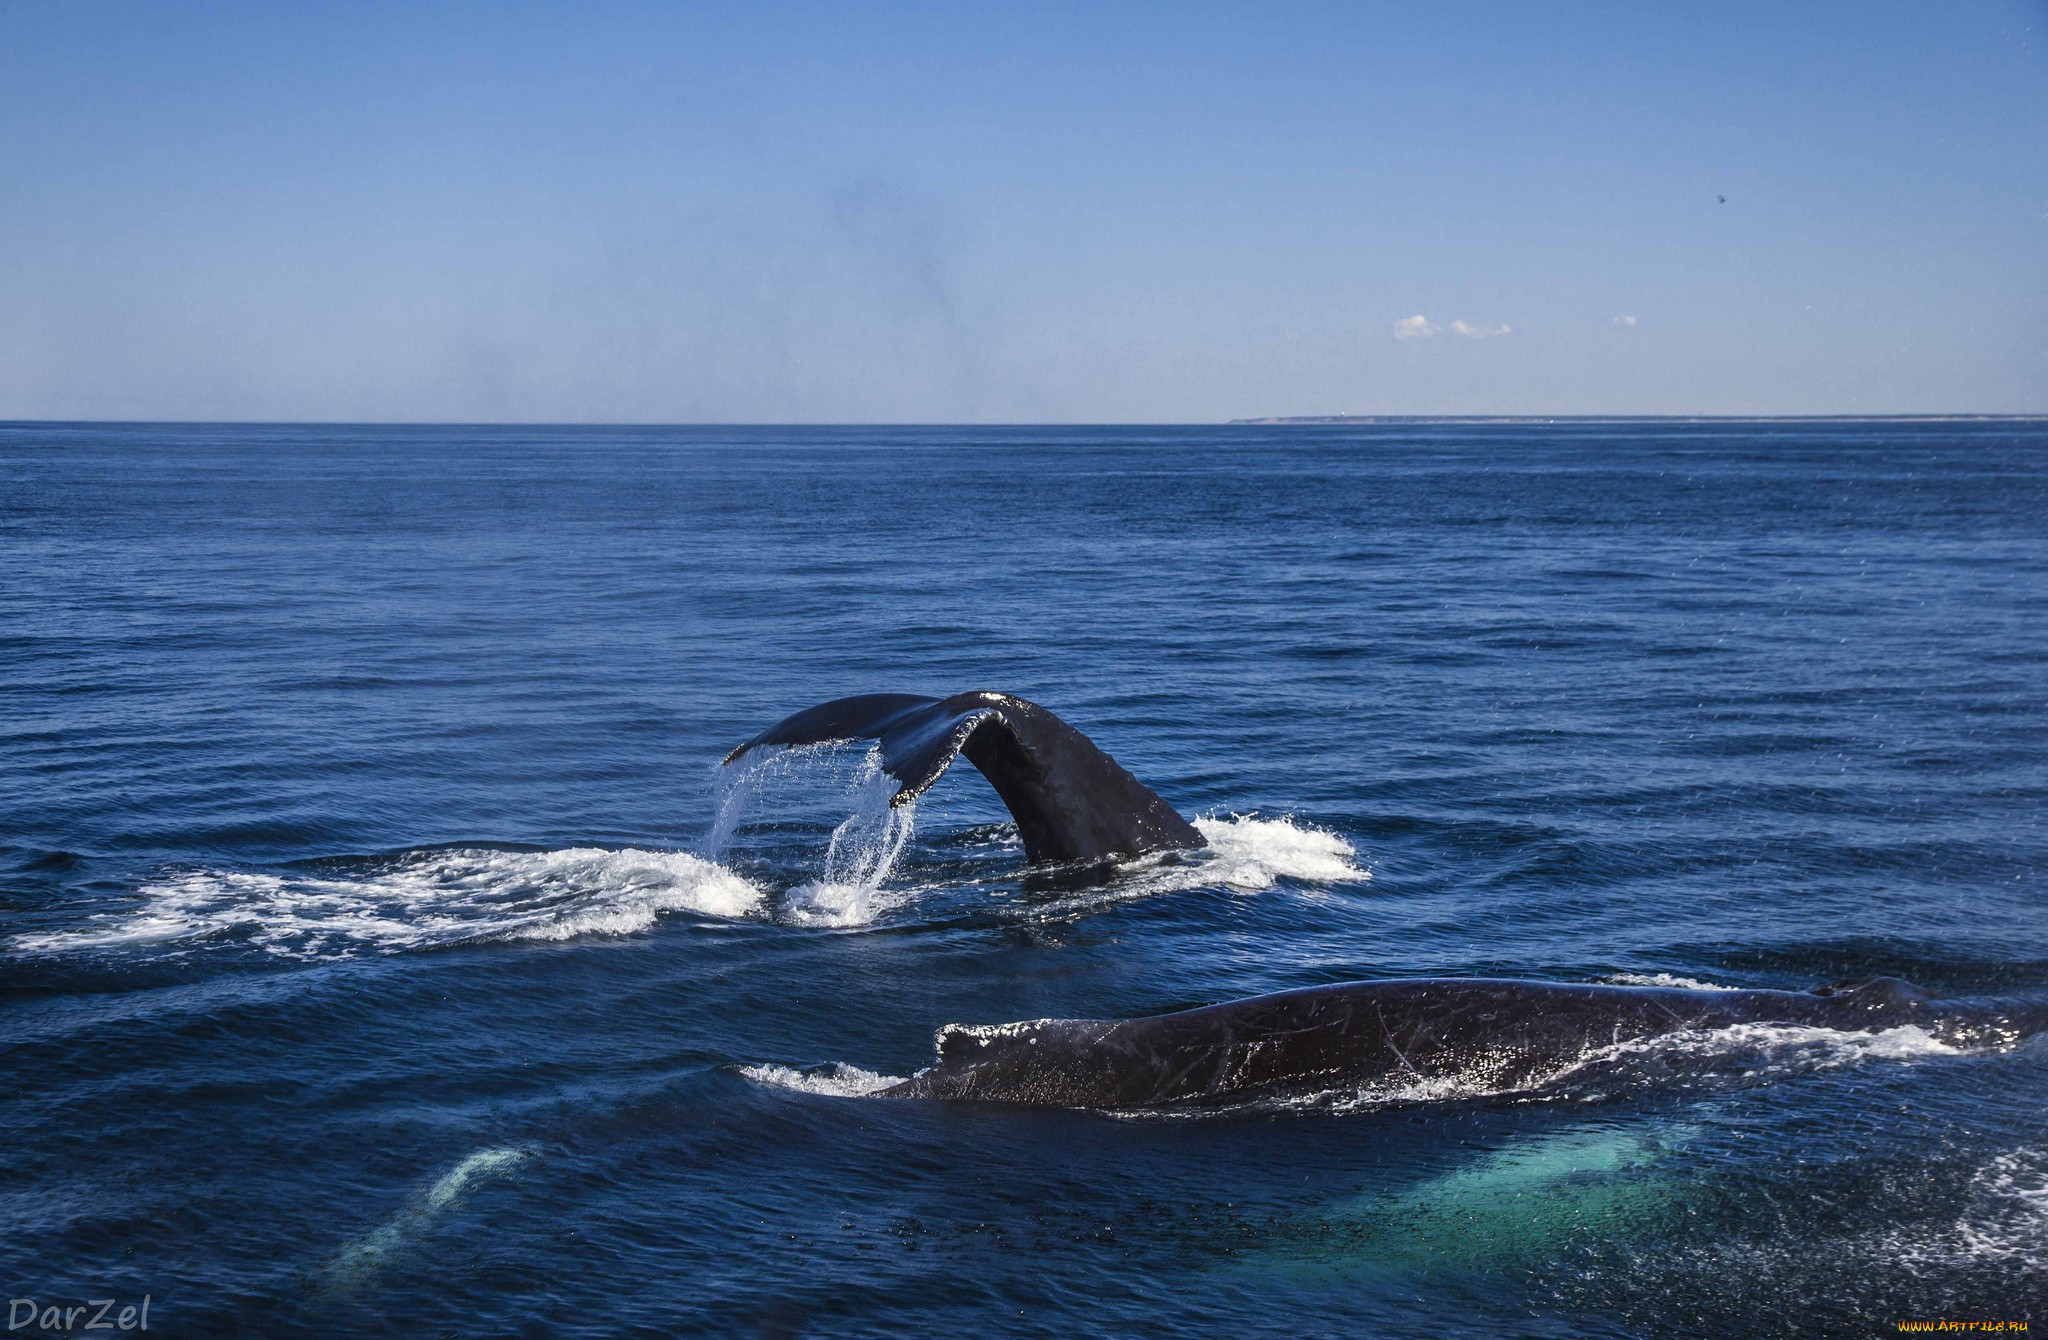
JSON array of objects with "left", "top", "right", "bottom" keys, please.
[
  {"left": 1604, "top": 972, "right": 1738, "bottom": 991},
  {"left": 1101, "top": 815, "right": 1365, "bottom": 902},
  {"left": 16, "top": 847, "right": 764, "bottom": 959},
  {"left": 1248, "top": 1022, "right": 1967, "bottom": 1116},
  {"left": 735, "top": 1062, "right": 906, "bottom": 1097},
  {"left": 1508, "top": 1022, "right": 1964, "bottom": 1110},
  {"left": 1190, "top": 814, "right": 1364, "bottom": 888},
  {"left": 322, "top": 1146, "right": 530, "bottom": 1292},
  {"left": 782, "top": 754, "right": 917, "bottom": 927},
  {"left": 1577, "top": 1021, "right": 1964, "bottom": 1070}
]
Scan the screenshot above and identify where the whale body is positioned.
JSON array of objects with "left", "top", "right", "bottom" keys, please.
[
  {"left": 724, "top": 692, "right": 1202, "bottom": 865},
  {"left": 876, "top": 976, "right": 2048, "bottom": 1110}
]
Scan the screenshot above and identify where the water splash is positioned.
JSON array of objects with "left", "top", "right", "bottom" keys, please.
[
  {"left": 701, "top": 760, "right": 760, "bottom": 863},
  {"left": 701, "top": 743, "right": 819, "bottom": 861},
  {"left": 1188, "top": 814, "right": 1364, "bottom": 888},
  {"left": 783, "top": 753, "right": 917, "bottom": 926},
  {"left": 1088, "top": 814, "right": 1365, "bottom": 908}
]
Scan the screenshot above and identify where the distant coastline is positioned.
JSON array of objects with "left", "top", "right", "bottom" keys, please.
[{"left": 1227, "top": 413, "right": 2046, "bottom": 425}]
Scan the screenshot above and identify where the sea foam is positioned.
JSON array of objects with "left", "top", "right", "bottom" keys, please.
[
  {"left": 1090, "top": 814, "right": 1367, "bottom": 907},
  {"left": 735, "top": 1062, "right": 906, "bottom": 1097},
  {"left": 15, "top": 846, "right": 763, "bottom": 959},
  {"left": 1172, "top": 1020, "right": 1970, "bottom": 1118},
  {"left": 1602, "top": 972, "right": 1739, "bottom": 991},
  {"left": 1188, "top": 814, "right": 1366, "bottom": 888}
]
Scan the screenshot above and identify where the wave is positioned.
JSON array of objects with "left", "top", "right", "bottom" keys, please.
[
  {"left": 991, "top": 813, "right": 1365, "bottom": 920},
  {"left": 1958, "top": 1149, "right": 2048, "bottom": 1266},
  {"left": 13, "top": 846, "right": 764, "bottom": 960},
  {"left": 1566, "top": 1019, "right": 1964, "bottom": 1073},
  {"left": 943, "top": 813, "right": 1366, "bottom": 929}
]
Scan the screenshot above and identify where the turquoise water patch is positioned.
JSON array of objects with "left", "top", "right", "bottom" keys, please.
[{"left": 1237, "top": 1122, "right": 1702, "bottom": 1283}]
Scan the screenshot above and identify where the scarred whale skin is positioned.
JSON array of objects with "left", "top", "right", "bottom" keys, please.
[
  {"left": 724, "top": 691, "right": 1202, "bottom": 865},
  {"left": 876, "top": 977, "right": 2048, "bottom": 1110}
]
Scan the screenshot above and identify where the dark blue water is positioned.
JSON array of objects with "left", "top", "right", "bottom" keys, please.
[{"left": 4, "top": 421, "right": 2045, "bottom": 1337}]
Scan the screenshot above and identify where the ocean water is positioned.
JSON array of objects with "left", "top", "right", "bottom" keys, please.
[{"left": 3, "top": 420, "right": 2045, "bottom": 1336}]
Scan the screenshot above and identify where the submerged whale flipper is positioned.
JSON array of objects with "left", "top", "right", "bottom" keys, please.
[{"left": 723, "top": 692, "right": 1202, "bottom": 865}]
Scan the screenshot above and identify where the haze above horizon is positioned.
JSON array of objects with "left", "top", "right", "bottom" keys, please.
[{"left": 3, "top": 2, "right": 2043, "bottom": 422}]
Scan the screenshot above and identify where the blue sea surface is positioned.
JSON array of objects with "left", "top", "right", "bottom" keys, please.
[{"left": 3, "top": 420, "right": 2045, "bottom": 1336}]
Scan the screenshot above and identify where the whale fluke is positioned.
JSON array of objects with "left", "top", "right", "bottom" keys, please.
[{"left": 722, "top": 692, "right": 1202, "bottom": 866}]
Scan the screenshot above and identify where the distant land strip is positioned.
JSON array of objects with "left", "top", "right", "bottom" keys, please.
[{"left": 1227, "top": 414, "right": 2046, "bottom": 425}]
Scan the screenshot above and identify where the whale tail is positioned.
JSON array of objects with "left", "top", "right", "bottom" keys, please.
[{"left": 723, "top": 692, "right": 1203, "bottom": 866}]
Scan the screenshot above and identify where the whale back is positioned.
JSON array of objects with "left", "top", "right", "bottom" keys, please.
[
  {"left": 876, "top": 976, "right": 2048, "bottom": 1110},
  {"left": 723, "top": 691, "right": 1202, "bottom": 865}
]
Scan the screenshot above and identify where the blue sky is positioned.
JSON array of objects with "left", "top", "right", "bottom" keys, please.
[{"left": 2, "top": 1, "right": 2043, "bottom": 420}]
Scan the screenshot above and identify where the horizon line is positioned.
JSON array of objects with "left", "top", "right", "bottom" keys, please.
[{"left": 3, "top": 413, "right": 2046, "bottom": 430}]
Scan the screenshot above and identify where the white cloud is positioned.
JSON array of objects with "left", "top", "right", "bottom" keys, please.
[
  {"left": 1611, "top": 314, "right": 1638, "bottom": 327},
  {"left": 1393, "top": 314, "right": 1512, "bottom": 341}
]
